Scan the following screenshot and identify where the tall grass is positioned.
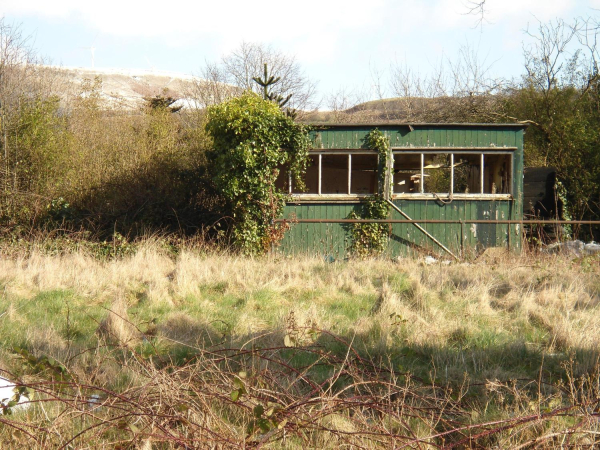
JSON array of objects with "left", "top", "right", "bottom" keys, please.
[{"left": 0, "top": 243, "right": 599, "bottom": 447}]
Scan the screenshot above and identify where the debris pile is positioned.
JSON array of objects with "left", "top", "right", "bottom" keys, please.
[{"left": 546, "top": 240, "right": 600, "bottom": 257}]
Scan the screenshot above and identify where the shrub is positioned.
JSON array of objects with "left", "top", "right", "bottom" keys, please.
[{"left": 205, "top": 92, "right": 310, "bottom": 254}]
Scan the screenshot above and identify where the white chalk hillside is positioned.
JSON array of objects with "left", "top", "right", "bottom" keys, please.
[{"left": 44, "top": 65, "right": 204, "bottom": 109}]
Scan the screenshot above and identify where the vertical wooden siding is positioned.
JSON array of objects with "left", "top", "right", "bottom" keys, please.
[
  {"left": 280, "top": 200, "right": 520, "bottom": 258},
  {"left": 279, "top": 125, "right": 524, "bottom": 257}
]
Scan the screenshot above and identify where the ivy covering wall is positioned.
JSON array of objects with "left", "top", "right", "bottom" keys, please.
[{"left": 205, "top": 92, "right": 310, "bottom": 254}]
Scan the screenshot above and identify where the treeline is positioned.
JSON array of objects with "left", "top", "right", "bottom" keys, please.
[
  {"left": 316, "top": 19, "right": 600, "bottom": 236},
  {"left": 0, "top": 71, "right": 221, "bottom": 239},
  {"left": 0, "top": 18, "right": 599, "bottom": 243}
]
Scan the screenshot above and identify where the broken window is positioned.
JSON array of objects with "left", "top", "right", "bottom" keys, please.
[
  {"left": 321, "top": 154, "right": 349, "bottom": 194},
  {"left": 423, "top": 153, "right": 452, "bottom": 194},
  {"left": 284, "top": 149, "right": 511, "bottom": 199},
  {"left": 290, "top": 152, "right": 378, "bottom": 196},
  {"left": 350, "top": 154, "right": 378, "bottom": 194},
  {"left": 393, "top": 151, "right": 512, "bottom": 197},
  {"left": 393, "top": 153, "right": 421, "bottom": 194},
  {"left": 483, "top": 154, "right": 511, "bottom": 194}
]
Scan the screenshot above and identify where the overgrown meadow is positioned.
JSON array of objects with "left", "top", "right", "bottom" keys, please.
[
  {"left": 1, "top": 16, "right": 600, "bottom": 448},
  {"left": 0, "top": 240, "right": 599, "bottom": 448}
]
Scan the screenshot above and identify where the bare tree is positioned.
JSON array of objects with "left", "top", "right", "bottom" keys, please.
[
  {"left": 185, "top": 62, "right": 240, "bottom": 110},
  {"left": 388, "top": 43, "right": 504, "bottom": 123},
  {"left": 0, "top": 19, "right": 38, "bottom": 193},
  {"left": 523, "top": 19, "right": 580, "bottom": 94},
  {"left": 198, "top": 42, "right": 318, "bottom": 115},
  {"left": 505, "top": 17, "right": 600, "bottom": 228},
  {"left": 464, "top": 0, "right": 490, "bottom": 27}
]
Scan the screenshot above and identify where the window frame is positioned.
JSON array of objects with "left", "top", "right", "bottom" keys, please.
[
  {"left": 287, "top": 147, "right": 516, "bottom": 201},
  {"left": 289, "top": 150, "right": 378, "bottom": 200},
  {"left": 391, "top": 148, "right": 515, "bottom": 200}
]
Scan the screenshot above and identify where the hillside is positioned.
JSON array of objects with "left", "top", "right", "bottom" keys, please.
[{"left": 44, "top": 65, "right": 202, "bottom": 109}]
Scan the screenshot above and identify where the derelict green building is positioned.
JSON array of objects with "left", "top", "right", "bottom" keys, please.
[{"left": 278, "top": 123, "right": 526, "bottom": 258}]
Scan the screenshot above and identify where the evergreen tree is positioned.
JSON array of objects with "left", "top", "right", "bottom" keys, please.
[{"left": 253, "top": 64, "right": 296, "bottom": 118}]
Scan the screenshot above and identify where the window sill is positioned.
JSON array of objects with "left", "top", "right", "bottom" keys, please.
[
  {"left": 288, "top": 194, "right": 371, "bottom": 202},
  {"left": 392, "top": 193, "right": 512, "bottom": 200},
  {"left": 286, "top": 193, "right": 513, "bottom": 203}
]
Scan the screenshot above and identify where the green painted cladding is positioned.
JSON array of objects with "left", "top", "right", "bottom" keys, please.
[
  {"left": 279, "top": 124, "right": 525, "bottom": 257},
  {"left": 312, "top": 125, "right": 521, "bottom": 150}
]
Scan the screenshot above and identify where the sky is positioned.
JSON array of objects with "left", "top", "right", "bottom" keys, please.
[{"left": 1, "top": 0, "right": 600, "bottom": 107}]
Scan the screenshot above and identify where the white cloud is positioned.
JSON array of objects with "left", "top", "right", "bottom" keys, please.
[
  {"left": 1, "top": 0, "right": 385, "bottom": 41},
  {"left": 484, "top": 0, "right": 576, "bottom": 23},
  {"left": 1, "top": 0, "right": 590, "bottom": 67}
]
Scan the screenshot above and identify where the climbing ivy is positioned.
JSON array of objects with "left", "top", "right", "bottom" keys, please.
[
  {"left": 366, "top": 128, "right": 392, "bottom": 199},
  {"left": 349, "top": 129, "right": 392, "bottom": 257},
  {"left": 555, "top": 180, "right": 572, "bottom": 239},
  {"left": 205, "top": 92, "right": 310, "bottom": 255},
  {"left": 349, "top": 195, "right": 390, "bottom": 257}
]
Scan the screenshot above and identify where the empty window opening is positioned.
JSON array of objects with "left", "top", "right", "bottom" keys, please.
[
  {"left": 350, "top": 154, "right": 377, "bottom": 194},
  {"left": 483, "top": 154, "right": 511, "bottom": 194},
  {"left": 288, "top": 152, "right": 377, "bottom": 196},
  {"left": 393, "top": 151, "right": 512, "bottom": 197},
  {"left": 274, "top": 165, "right": 289, "bottom": 192},
  {"left": 393, "top": 153, "right": 422, "bottom": 194},
  {"left": 320, "top": 154, "right": 349, "bottom": 194},
  {"left": 422, "top": 153, "right": 451, "bottom": 194},
  {"left": 292, "top": 155, "right": 319, "bottom": 194},
  {"left": 453, "top": 154, "right": 482, "bottom": 194}
]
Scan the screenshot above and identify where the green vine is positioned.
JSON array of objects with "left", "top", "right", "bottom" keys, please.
[
  {"left": 366, "top": 128, "right": 392, "bottom": 199},
  {"left": 205, "top": 92, "right": 310, "bottom": 255},
  {"left": 349, "top": 129, "right": 392, "bottom": 257},
  {"left": 555, "top": 180, "right": 572, "bottom": 239},
  {"left": 349, "top": 196, "right": 390, "bottom": 257}
]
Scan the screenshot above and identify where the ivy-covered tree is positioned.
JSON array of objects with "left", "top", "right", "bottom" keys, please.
[{"left": 205, "top": 92, "right": 310, "bottom": 254}]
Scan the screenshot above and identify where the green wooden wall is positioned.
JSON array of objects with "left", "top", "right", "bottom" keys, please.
[{"left": 278, "top": 124, "right": 525, "bottom": 258}]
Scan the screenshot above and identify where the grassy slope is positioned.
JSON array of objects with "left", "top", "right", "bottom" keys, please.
[{"left": 0, "top": 244, "right": 599, "bottom": 447}]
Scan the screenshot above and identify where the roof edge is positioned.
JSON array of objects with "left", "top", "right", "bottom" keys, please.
[{"left": 305, "top": 122, "right": 529, "bottom": 128}]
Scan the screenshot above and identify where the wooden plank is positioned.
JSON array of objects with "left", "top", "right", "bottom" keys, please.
[
  {"left": 459, "top": 127, "right": 466, "bottom": 147},
  {"left": 496, "top": 129, "right": 505, "bottom": 147}
]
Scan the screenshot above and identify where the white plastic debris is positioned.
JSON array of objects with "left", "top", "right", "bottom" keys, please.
[
  {"left": 424, "top": 256, "right": 438, "bottom": 265},
  {"left": 545, "top": 240, "right": 600, "bottom": 257},
  {"left": 0, "top": 376, "right": 30, "bottom": 410},
  {"left": 87, "top": 394, "right": 101, "bottom": 410},
  {"left": 584, "top": 242, "right": 600, "bottom": 255}
]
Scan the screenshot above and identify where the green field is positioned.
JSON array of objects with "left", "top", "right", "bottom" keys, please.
[{"left": 0, "top": 243, "right": 599, "bottom": 448}]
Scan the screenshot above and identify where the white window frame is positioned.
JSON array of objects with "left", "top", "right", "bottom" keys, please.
[
  {"left": 391, "top": 148, "right": 515, "bottom": 200},
  {"left": 290, "top": 150, "right": 378, "bottom": 200},
  {"left": 288, "top": 147, "right": 515, "bottom": 201}
]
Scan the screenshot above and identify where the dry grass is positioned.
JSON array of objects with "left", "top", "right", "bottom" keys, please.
[{"left": 0, "top": 243, "right": 599, "bottom": 447}]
